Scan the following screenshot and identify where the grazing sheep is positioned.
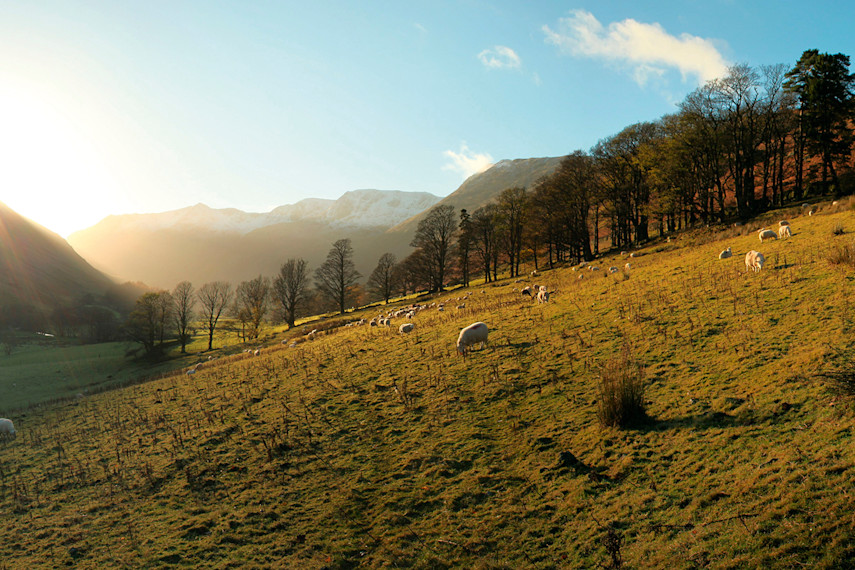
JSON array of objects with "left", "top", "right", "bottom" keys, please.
[
  {"left": 521, "top": 286, "right": 533, "bottom": 297},
  {"left": 758, "top": 229, "right": 777, "bottom": 242},
  {"left": 590, "top": 266, "right": 600, "bottom": 271},
  {"left": 187, "top": 368, "right": 197, "bottom": 376},
  {"left": 399, "top": 323, "right": 415, "bottom": 334},
  {"left": 608, "top": 266, "right": 619, "bottom": 273},
  {"left": 629, "top": 253, "right": 636, "bottom": 258},
  {"left": 537, "top": 288, "right": 550, "bottom": 303},
  {"left": 253, "top": 349, "right": 261, "bottom": 356},
  {"left": 0, "top": 418, "right": 15, "bottom": 438},
  {"left": 530, "top": 270, "right": 539, "bottom": 277},
  {"left": 624, "top": 263, "right": 632, "bottom": 270},
  {"left": 745, "top": 250, "right": 765, "bottom": 273},
  {"left": 779, "top": 220, "right": 790, "bottom": 227},
  {"left": 778, "top": 225, "right": 791, "bottom": 239},
  {"left": 457, "top": 304, "right": 466, "bottom": 310},
  {"left": 719, "top": 247, "right": 732, "bottom": 259},
  {"left": 809, "top": 209, "right": 815, "bottom": 216},
  {"left": 456, "top": 322, "right": 489, "bottom": 356}
]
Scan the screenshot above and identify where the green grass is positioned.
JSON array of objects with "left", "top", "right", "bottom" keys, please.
[{"left": 0, "top": 201, "right": 854, "bottom": 568}]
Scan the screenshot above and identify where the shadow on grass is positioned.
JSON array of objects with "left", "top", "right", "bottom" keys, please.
[{"left": 632, "top": 403, "right": 798, "bottom": 432}]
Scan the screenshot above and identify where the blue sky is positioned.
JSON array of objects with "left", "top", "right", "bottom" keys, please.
[{"left": 0, "top": 1, "right": 852, "bottom": 236}]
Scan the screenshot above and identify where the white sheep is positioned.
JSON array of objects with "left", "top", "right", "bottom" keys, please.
[
  {"left": 779, "top": 220, "right": 790, "bottom": 227},
  {"left": 399, "top": 323, "right": 415, "bottom": 334},
  {"left": 745, "top": 250, "right": 765, "bottom": 273},
  {"left": 778, "top": 225, "right": 791, "bottom": 239},
  {"left": 537, "top": 288, "right": 550, "bottom": 303},
  {"left": 624, "top": 263, "right": 631, "bottom": 270},
  {"left": 718, "top": 247, "right": 732, "bottom": 259},
  {"left": 530, "top": 270, "right": 539, "bottom": 277},
  {"left": 758, "top": 229, "right": 777, "bottom": 242},
  {"left": 457, "top": 304, "right": 466, "bottom": 310},
  {"left": 456, "top": 322, "right": 489, "bottom": 356},
  {"left": 0, "top": 418, "right": 15, "bottom": 438},
  {"left": 521, "top": 286, "right": 533, "bottom": 297},
  {"left": 608, "top": 266, "right": 619, "bottom": 273}
]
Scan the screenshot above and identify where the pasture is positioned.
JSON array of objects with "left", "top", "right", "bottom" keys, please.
[{"left": 0, "top": 201, "right": 854, "bottom": 568}]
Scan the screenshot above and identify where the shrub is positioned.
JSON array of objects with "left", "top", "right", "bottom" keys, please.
[{"left": 596, "top": 346, "right": 647, "bottom": 428}]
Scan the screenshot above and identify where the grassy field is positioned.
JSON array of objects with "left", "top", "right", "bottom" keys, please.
[{"left": 0, "top": 200, "right": 854, "bottom": 568}]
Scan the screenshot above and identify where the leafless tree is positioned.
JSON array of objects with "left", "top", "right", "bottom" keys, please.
[
  {"left": 367, "top": 253, "right": 397, "bottom": 304},
  {"left": 272, "top": 258, "right": 310, "bottom": 328},
  {"left": 197, "top": 281, "right": 232, "bottom": 351},
  {"left": 172, "top": 280, "right": 195, "bottom": 353},
  {"left": 234, "top": 275, "right": 270, "bottom": 341},
  {"left": 315, "top": 239, "right": 361, "bottom": 314}
]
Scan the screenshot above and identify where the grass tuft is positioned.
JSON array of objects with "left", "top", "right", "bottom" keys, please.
[
  {"left": 827, "top": 242, "right": 855, "bottom": 267},
  {"left": 596, "top": 345, "right": 647, "bottom": 428},
  {"left": 832, "top": 222, "right": 846, "bottom": 236}
]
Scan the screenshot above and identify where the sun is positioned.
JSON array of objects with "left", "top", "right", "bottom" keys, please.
[{"left": 0, "top": 86, "right": 118, "bottom": 237}]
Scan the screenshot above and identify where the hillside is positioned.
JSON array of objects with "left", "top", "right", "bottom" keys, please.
[
  {"left": 388, "top": 156, "right": 564, "bottom": 237},
  {"left": 0, "top": 200, "right": 854, "bottom": 567},
  {"left": 67, "top": 190, "right": 440, "bottom": 289},
  {"left": 0, "top": 201, "right": 114, "bottom": 323}
]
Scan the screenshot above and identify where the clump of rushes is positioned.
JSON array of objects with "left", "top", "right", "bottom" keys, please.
[
  {"left": 828, "top": 242, "right": 855, "bottom": 268},
  {"left": 832, "top": 222, "right": 845, "bottom": 236},
  {"left": 597, "top": 345, "right": 648, "bottom": 428}
]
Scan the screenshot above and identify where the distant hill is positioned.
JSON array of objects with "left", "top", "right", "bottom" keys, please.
[
  {"left": 388, "top": 156, "right": 564, "bottom": 237},
  {"left": 0, "top": 201, "right": 115, "bottom": 327},
  {"left": 68, "top": 190, "right": 441, "bottom": 289}
]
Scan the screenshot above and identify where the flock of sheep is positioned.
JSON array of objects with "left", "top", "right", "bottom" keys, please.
[{"left": 719, "top": 220, "right": 793, "bottom": 273}]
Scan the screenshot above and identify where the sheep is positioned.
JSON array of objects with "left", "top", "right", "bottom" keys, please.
[
  {"left": 779, "top": 220, "right": 790, "bottom": 227},
  {"left": 745, "top": 250, "right": 765, "bottom": 272},
  {"left": 758, "top": 229, "right": 777, "bottom": 242},
  {"left": 629, "top": 253, "right": 636, "bottom": 258},
  {"left": 456, "top": 322, "right": 489, "bottom": 356},
  {"left": 0, "top": 418, "right": 15, "bottom": 438},
  {"left": 521, "top": 286, "right": 533, "bottom": 297},
  {"left": 718, "top": 247, "right": 732, "bottom": 259},
  {"left": 457, "top": 304, "right": 466, "bottom": 310},
  {"left": 809, "top": 209, "right": 815, "bottom": 216},
  {"left": 778, "top": 225, "right": 792, "bottom": 239},
  {"left": 608, "top": 266, "right": 619, "bottom": 273},
  {"left": 624, "top": 263, "right": 632, "bottom": 270},
  {"left": 530, "top": 270, "right": 539, "bottom": 277},
  {"left": 537, "top": 288, "right": 550, "bottom": 303},
  {"left": 399, "top": 323, "right": 415, "bottom": 334},
  {"left": 187, "top": 368, "right": 197, "bottom": 376},
  {"left": 589, "top": 266, "right": 600, "bottom": 271}
]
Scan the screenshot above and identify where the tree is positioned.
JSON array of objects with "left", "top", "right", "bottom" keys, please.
[
  {"left": 124, "top": 291, "right": 173, "bottom": 358},
  {"left": 197, "top": 281, "right": 232, "bottom": 351},
  {"left": 272, "top": 258, "right": 310, "bottom": 328},
  {"left": 172, "top": 281, "right": 195, "bottom": 353},
  {"left": 495, "top": 187, "right": 528, "bottom": 277},
  {"left": 315, "top": 239, "right": 361, "bottom": 314},
  {"left": 367, "top": 253, "right": 397, "bottom": 304},
  {"left": 234, "top": 276, "right": 270, "bottom": 341},
  {"left": 785, "top": 49, "right": 855, "bottom": 196},
  {"left": 410, "top": 204, "right": 457, "bottom": 292},
  {"left": 457, "top": 209, "right": 474, "bottom": 287},
  {"left": 471, "top": 205, "right": 498, "bottom": 282}
]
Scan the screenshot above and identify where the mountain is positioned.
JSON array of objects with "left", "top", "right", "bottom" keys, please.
[
  {"left": 68, "top": 190, "right": 441, "bottom": 289},
  {"left": 0, "top": 201, "right": 114, "bottom": 326},
  {"left": 388, "top": 156, "right": 565, "bottom": 236}
]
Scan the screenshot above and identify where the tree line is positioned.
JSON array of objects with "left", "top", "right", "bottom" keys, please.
[{"left": 121, "top": 49, "right": 855, "bottom": 356}]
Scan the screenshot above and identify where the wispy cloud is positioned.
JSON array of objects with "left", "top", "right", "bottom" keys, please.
[
  {"left": 543, "top": 10, "right": 729, "bottom": 86},
  {"left": 478, "top": 45, "right": 522, "bottom": 70},
  {"left": 443, "top": 144, "right": 494, "bottom": 179}
]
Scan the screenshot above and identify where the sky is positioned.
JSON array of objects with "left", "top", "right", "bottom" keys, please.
[{"left": 0, "top": 1, "right": 853, "bottom": 237}]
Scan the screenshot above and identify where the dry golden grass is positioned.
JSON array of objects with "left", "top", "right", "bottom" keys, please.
[{"left": 0, "top": 199, "right": 853, "bottom": 568}]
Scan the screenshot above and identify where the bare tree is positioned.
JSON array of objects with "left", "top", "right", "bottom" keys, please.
[
  {"left": 172, "top": 281, "right": 195, "bottom": 353},
  {"left": 367, "top": 253, "right": 397, "bottom": 304},
  {"left": 410, "top": 204, "right": 456, "bottom": 292},
  {"left": 124, "top": 291, "right": 173, "bottom": 358},
  {"left": 234, "top": 275, "right": 270, "bottom": 341},
  {"left": 315, "top": 239, "right": 361, "bottom": 314},
  {"left": 272, "top": 258, "right": 310, "bottom": 328},
  {"left": 197, "top": 281, "right": 232, "bottom": 351}
]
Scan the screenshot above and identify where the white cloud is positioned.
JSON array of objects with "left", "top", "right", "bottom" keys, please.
[
  {"left": 543, "top": 10, "right": 729, "bottom": 86},
  {"left": 478, "top": 45, "right": 522, "bottom": 70},
  {"left": 443, "top": 144, "right": 494, "bottom": 179}
]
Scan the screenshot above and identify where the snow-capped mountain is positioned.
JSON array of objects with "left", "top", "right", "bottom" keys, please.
[{"left": 85, "top": 189, "right": 440, "bottom": 236}]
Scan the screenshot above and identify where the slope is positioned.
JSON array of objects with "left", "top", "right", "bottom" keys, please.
[
  {"left": 388, "top": 156, "right": 564, "bottom": 238},
  {"left": 0, "top": 201, "right": 114, "bottom": 322},
  {"left": 0, "top": 200, "right": 853, "bottom": 568}
]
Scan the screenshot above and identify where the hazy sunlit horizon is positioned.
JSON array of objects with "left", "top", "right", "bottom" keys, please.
[{"left": 1, "top": 1, "right": 852, "bottom": 238}]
